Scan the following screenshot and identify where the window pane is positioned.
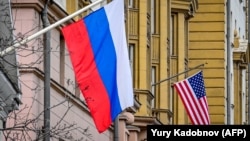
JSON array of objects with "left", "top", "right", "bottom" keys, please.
[{"left": 54, "top": 0, "right": 66, "bottom": 10}]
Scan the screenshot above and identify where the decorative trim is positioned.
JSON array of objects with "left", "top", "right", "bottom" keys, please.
[{"left": 19, "top": 67, "right": 90, "bottom": 111}]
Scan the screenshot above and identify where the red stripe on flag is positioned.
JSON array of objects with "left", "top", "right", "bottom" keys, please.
[
  {"left": 62, "top": 20, "right": 112, "bottom": 132},
  {"left": 174, "top": 82, "right": 196, "bottom": 124},
  {"left": 184, "top": 81, "right": 207, "bottom": 124}
]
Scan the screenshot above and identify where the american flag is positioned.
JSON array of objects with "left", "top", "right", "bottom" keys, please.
[{"left": 173, "top": 71, "right": 210, "bottom": 125}]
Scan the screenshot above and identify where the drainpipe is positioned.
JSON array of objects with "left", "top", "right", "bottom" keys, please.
[
  {"left": 41, "top": 0, "right": 51, "bottom": 140},
  {"left": 248, "top": 64, "right": 250, "bottom": 125},
  {"left": 226, "top": 0, "right": 232, "bottom": 125},
  {"left": 114, "top": 117, "right": 119, "bottom": 141}
]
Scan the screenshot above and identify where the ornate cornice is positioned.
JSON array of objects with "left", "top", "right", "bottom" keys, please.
[
  {"left": 233, "top": 39, "right": 248, "bottom": 63},
  {"left": 171, "top": 0, "right": 198, "bottom": 18},
  {"left": 11, "top": 0, "right": 72, "bottom": 26}
]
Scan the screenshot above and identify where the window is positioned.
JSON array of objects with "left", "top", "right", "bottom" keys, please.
[
  {"left": 129, "top": 44, "right": 134, "bottom": 74},
  {"left": 128, "top": 0, "right": 134, "bottom": 8},
  {"left": 241, "top": 69, "right": 246, "bottom": 124},
  {"left": 151, "top": 0, "right": 156, "bottom": 34},
  {"left": 54, "top": 0, "right": 66, "bottom": 10},
  {"left": 60, "top": 36, "right": 65, "bottom": 86},
  {"left": 170, "top": 13, "right": 178, "bottom": 56},
  {"left": 59, "top": 138, "right": 65, "bottom": 141},
  {"left": 151, "top": 66, "right": 156, "bottom": 108}
]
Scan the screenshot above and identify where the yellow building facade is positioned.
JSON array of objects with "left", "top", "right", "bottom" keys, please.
[
  {"left": 64, "top": 0, "right": 249, "bottom": 140},
  {"left": 189, "top": 0, "right": 227, "bottom": 124},
  {"left": 10, "top": 0, "right": 250, "bottom": 140},
  {"left": 127, "top": 0, "right": 249, "bottom": 126},
  {"left": 126, "top": 0, "right": 199, "bottom": 129},
  {"left": 189, "top": 0, "right": 249, "bottom": 125},
  {"left": 65, "top": 0, "right": 198, "bottom": 123}
]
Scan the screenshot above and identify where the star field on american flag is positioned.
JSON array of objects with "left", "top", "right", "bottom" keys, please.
[{"left": 188, "top": 71, "right": 206, "bottom": 99}]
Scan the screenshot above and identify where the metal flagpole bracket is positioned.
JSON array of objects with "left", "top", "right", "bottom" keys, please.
[{"left": 152, "top": 62, "right": 207, "bottom": 86}]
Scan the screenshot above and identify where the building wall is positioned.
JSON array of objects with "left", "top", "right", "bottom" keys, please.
[
  {"left": 6, "top": 0, "right": 249, "bottom": 140},
  {"left": 170, "top": 0, "right": 199, "bottom": 124},
  {"left": 189, "top": 0, "right": 226, "bottom": 124},
  {"left": 128, "top": 0, "right": 198, "bottom": 126},
  {"left": 189, "top": 0, "right": 249, "bottom": 125},
  {"left": 231, "top": 0, "right": 248, "bottom": 125},
  {"left": 7, "top": 1, "right": 114, "bottom": 140},
  {"left": 153, "top": 0, "right": 169, "bottom": 124}
]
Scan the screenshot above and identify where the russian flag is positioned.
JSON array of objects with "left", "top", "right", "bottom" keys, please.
[{"left": 62, "top": 0, "right": 134, "bottom": 133}]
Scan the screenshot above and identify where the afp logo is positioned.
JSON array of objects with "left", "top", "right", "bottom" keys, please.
[{"left": 222, "top": 129, "right": 246, "bottom": 138}]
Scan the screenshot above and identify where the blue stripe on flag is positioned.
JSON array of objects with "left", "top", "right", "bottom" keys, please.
[{"left": 83, "top": 7, "right": 122, "bottom": 120}]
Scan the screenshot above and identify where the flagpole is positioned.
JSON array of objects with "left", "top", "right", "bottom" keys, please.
[
  {"left": 0, "top": 0, "right": 104, "bottom": 57},
  {"left": 151, "top": 63, "right": 206, "bottom": 86}
]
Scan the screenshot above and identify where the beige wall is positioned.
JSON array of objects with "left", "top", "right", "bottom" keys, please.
[{"left": 189, "top": 0, "right": 226, "bottom": 124}]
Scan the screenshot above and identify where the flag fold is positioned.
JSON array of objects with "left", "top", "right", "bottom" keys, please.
[{"left": 62, "top": 0, "right": 134, "bottom": 133}]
